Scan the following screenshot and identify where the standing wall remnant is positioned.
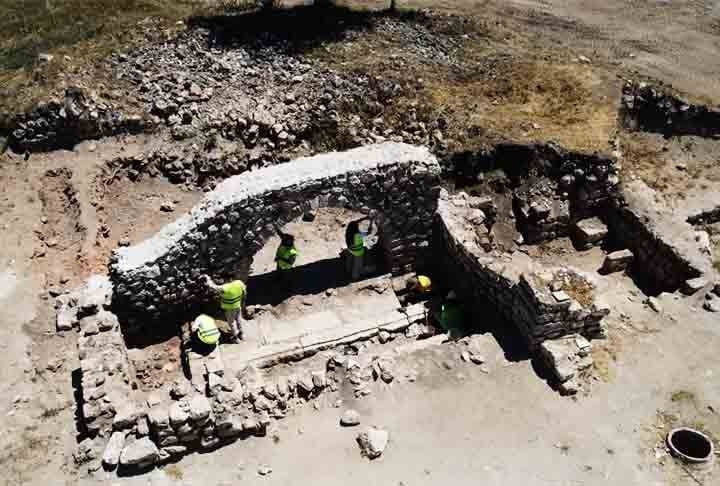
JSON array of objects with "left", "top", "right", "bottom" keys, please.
[
  {"left": 110, "top": 142, "right": 441, "bottom": 327},
  {"left": 605, "top": 180, "right": 711, "bottom": 291},
  {"left": 620, "top": 82, "right": 720, "bottom": 138},
  {"left": 433, "top": 193, "right": 609, "bottom": 349}
]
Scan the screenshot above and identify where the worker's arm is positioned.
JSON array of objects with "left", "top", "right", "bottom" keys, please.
[{"left": 203, "top": 275, "right": 222, "bottom": 294}]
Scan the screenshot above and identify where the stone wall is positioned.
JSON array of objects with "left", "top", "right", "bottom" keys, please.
[
  {"left": 446, "top": 142, "right": 619, "bottom": 244},
  {"left": 110, "top": 142, "right": 441, "bottom": 326},
  {"left": 606, "top": 180, "right": 710, "bottom": 291},
  {"left": 58, "top": 276, "right": 139, "bottom": 439},
  {"left": 620, "top": 81, "right": 720, "bottom": 138},
  {"left": 7, "top": 87, "right": 148, "bottom": 152},
  {"left": 433, "top": 193, "right": 608, "bottom": 349}
]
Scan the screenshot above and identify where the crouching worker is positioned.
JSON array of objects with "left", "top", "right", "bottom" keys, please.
[
  {"left": 204, "top": 275, "right": 247, "bottom": 342},
  {"left": 435, "top": 290, "right": 465, "bottom": 337},
  {"left": 403, "top": 274, "right": 432, "bottom": 305},
  {"left": 191, "top": 314, "right": 220, "bottom": 353}
]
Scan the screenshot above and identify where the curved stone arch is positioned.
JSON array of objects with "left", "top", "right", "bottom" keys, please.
[{"left": 110, "top": 143, "right": 441, "bottom": 324}]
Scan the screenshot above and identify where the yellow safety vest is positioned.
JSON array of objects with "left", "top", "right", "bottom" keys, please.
[
  {"left": 417, "top": 275, "right": 432, "bottom": 293},
  {"left": 276, "top": 245, "right": 298, "bottom": 270},
  {"left": 196, "top": 315, "right": 220, "bottom": 345},
  {"left": 221, "top": 280, "right": 246, "bottom": 311},
  {"left": 349, "top": 233, "right": 365, "bottom": 257}
]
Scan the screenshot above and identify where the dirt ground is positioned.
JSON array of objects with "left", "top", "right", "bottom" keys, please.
[{"left": 1, "top": 1, "right": 720, "bottom": 485}]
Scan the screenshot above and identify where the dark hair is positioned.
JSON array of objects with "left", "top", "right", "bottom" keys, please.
[
  {"left": 345, "top": 221, "right": 360, "bottom": 248},
  {"left": 281, "top": 234, "right": 295, "bottom": 246}
]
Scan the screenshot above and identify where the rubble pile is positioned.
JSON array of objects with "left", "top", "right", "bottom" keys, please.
[{"left": 6, "top": 10, "right": 471, "bottom": 156}]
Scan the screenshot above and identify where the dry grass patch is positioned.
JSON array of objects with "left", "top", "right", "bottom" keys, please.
[{"left": 419, "top": 59, "right": 617, "bottom": 152}]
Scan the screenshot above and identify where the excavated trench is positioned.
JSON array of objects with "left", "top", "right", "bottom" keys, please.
[{"left": 24, "top": 12, "right": 717, "bottom": 469}]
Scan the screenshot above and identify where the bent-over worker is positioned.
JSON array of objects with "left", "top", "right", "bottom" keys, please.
[
  {"left": 204, "top": 275, "right": 247, "bottom": 342},
  {"left": 404, "top": 274, "right": 433, "bottom": 304},
  {"left": 191, "top": 314, "right": 220, "bottom": 353}
]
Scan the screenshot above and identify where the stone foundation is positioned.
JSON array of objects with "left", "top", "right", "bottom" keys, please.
[
  {"left": 433, "top": 194, "right": 608, "bottom": 349},
  {"left": 447, "top": 142, "right": 619, "bottom": 244},
  {"left": 606, "top": 181, "right": 711, "bottom": 291},
  {"left": 620, "top": 82, "right": 720, "bottom": 138},
  {"left": 110, "top": 142, "right": 441, "bottom": 328},
  {"left": 7, "top": 87, "right": 148, "bottom": 152}
]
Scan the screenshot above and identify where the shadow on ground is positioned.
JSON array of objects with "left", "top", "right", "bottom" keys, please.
[
  {"left": 247, "top": 255, "right": 387, "bottom": 307},
  {"left": 188, "top": 3, "right": 423, "bottom": 53}
]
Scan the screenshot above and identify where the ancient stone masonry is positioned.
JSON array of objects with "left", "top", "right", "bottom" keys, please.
[
  {"left": 7, "top": 87, "right": 148, "bottom": 152},
  {"left": 687, "top": 205, "right": 720, "bottom": 226},
  {"left": 110, "top": 143, "right": 441, "bottom": 327},
  {"left": 433, "top": 193, "right": 608, "bottom": 349},
  {"left": 620, "top": 81, "right": 720, "bottom": 138},
  {"left": 447, "top": 142, "right": 619, "bottom": 244},
  {"left": 605, "top": 180, "right": 712, "bottom": 291},
  {"left": 56, "top": 277, "right": 138, "bottom": 440}
]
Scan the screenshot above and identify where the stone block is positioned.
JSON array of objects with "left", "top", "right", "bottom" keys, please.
[
  {"left": 119, "top": 437, "right": 159, "bottom": 467},
  {"left": 600, "top": 249, "right": 634, "bottom": 274},
  {"left": 189, "top": 395, "right": 212, "bottom": 422},
  {"left": 574, "top": 217, "right": 607, "bottom": 248},
  {"left": 102, "top": 431, "right": 126, "bottom": 469},
  {"left": 169, "top": 402, "right": 189, "bottom": 427},
  {"left": 77, "top": 275, "right": 113, "bottom": 316},
  {"left": 113, "top": 403, "right": 141, "bottom": 430},
  {"left": 681, "top": 277, "right": 708, "bottom": 295},
  {"left": 148, "top": 405, "right": 169, "bottom": 429}
]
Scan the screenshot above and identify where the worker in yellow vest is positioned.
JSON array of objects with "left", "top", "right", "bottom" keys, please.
[
  {"left": 275, "top": 230, "right": 299, "bottom": 288},
  {"left": 191, "top": 314, "right": 220, "bottom": 352},
  {"left": 204, "top": 275, "right": 247, "bottom": 342},
  {"left": 345, "top": 215, "right": 374, "bottom": 280}
]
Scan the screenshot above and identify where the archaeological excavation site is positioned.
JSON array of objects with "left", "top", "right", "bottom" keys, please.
[{"left": 2, "top": 2, "right": 720, "bottom": 484}]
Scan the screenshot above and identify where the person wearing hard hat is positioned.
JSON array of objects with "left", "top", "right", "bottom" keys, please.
[
  {"left": 191, "top": 314, "right": 220, "bottom": 353},
  {"left": 204, "top": 275, "right": 247, "bottom": 342},
  {"left": 403, "top": 274, "right": 433, "bottom": 305}
]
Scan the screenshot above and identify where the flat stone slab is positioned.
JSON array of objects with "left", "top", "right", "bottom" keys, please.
[{"left": 220, "top": 306, "right": 419, "bottom": 371}]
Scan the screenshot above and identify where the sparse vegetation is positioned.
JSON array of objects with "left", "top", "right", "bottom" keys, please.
[
  {"left": 671, "top": 390, "right": 696, "bottom": 403},
  {"left": 164, "top": 463, "right": 184, "bottom": 480}
]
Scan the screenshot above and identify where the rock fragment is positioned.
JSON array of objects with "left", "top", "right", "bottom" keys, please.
[
  {"left": 357, "top": 427, "right": 389, "bottom": 459},
  {"left": 340, "top": 409, "right": 361, "bottom": 427},
  {"left": 102, "top": 431, "right": 126, "bottom": 469}
]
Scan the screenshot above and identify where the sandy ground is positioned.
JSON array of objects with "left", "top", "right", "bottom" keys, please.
[{"left": 1, "top": 1, "right": 720, "bottom": 485}]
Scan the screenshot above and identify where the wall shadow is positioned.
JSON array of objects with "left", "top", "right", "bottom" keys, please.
[{"left": 247, "top": 254, "right": 386, "bottom": 307}]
